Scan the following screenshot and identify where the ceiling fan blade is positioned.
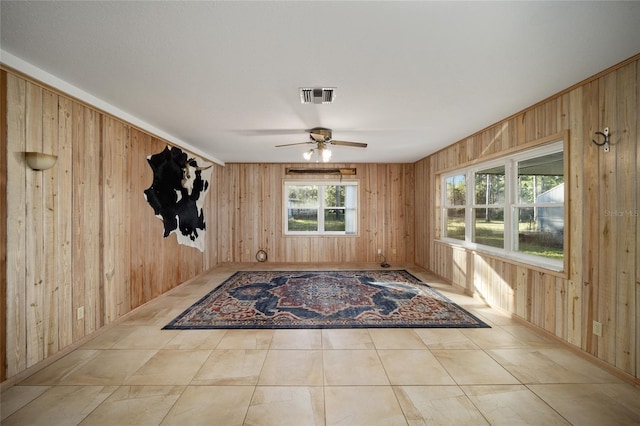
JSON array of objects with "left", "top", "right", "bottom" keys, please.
[
  {"left": 329, "top": 140, "right": 368, "bottom": 148},
  {"left": 275, "top": 142, "right": 313, "bottom": 148}
]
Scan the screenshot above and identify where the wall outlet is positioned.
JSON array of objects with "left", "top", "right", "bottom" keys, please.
[
  {"left": 392, "top": 248, "right": 397, "bottom": 255},
  {"left": 593, "top": 320, "right": 602, "bottom": 336},
  {"left": 377, "top": 249, "right": 382, "bottom": 255},
  {"left": 77, "top": 306, "right": 85, "bottom": 320}
]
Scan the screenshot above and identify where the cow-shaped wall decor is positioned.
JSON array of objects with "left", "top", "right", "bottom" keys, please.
[{"left": 144, "top": 146, "right": 212, "bottom": 252}]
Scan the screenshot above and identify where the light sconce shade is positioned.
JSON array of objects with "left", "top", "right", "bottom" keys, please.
[
  {"left": 321, "top": 148, "right": 332, "bottom": 162},
  {"left": 302, "top": 147, "right": 332, "bottom": 162},
  {"left": 25, "top": 152, "right": 57, "bottom": 171}
]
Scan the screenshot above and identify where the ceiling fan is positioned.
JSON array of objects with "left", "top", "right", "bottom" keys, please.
[{"left": 275, "top": 127, "right": 367, "bottom": 162}]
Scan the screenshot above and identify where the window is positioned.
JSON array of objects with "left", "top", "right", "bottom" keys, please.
[
  {"left": 514, "top": 151, "right": 564, "bottom": 261},
  {"left": 473, "top": 163, "right": 505, "bottom": 249},
  {"left": 285, "top": 181, "right": 358, "bottom": 235},
  {"left": 441, "top": 141, "right": 565, "bottom": 270},
  {"left": 443, "top": 174, "right": 466, "bottom": 241}
]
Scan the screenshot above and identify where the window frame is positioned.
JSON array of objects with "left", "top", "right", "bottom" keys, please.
[
  {"left": 470, "top": 159, "right": 507, "bottom": 249},
  {"left": 440, "top": 140, "right": 566, "bottom": 272},
  {"left": 442, "top": 174, "right": 467, "bottom": 242},
  {"left": 283, "top": 180, "right": 359, "bottom": 236}
]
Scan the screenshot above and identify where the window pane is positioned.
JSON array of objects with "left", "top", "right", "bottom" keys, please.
[
  {"left": 445, "top": 208, "right": 465, "bottom": 240},
  {"left": 288, "top": 185, "right": 318, "bottom": 207},
  {"left": 288, "top": 208, "right": 318, "bottom": 231},
  {"left": 345, "top": 185, "right": 357, "bottom": 234},
  {"left": 287, "top": 185, "right": 319, "bottom": 232},
  {"left": 475, "top": 166, "right": 505, "bottom": 205},
  {"left": 518, "top": 152, "right": 564, "bottom": 203},
  {"left": 445, "top": 175, "right": 466, "bottom": 206},
  {"left": 472, "top": 208, "right": 504, "bottom": 248},
  {"left": 324, "top": 209, "right": 345, "bottom": 231},
  {"left": 325, "top": 185, "right": 345, "bottom": 207},
  {"left": 516, "top": 207, "right": 564, "bottom": 260}
]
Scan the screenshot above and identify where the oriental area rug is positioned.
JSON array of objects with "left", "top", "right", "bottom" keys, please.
[{"left": 163, "top": 270, "right": 490, "bottom": 329}]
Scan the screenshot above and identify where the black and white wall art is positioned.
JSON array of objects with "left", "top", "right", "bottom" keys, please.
[{"left": 144, "top": 146, "right": 212, "bottom": 251}]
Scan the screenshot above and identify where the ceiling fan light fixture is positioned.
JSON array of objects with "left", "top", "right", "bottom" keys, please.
[
  {"left": 322, "top": 148, "right": 332, "bottom": 162},
  {"left": 303, "top": 149, "right": 314, "bottom": 160}
]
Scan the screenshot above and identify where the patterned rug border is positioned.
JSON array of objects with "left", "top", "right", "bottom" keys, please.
[{"left": 163, "top": 270, "right": 490, "bottom": 330}]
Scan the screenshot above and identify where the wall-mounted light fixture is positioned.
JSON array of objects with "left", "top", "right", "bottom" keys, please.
[
  {"left": 25, "top": 152, "right": 57, "bottom": 170},
  {"left": 592, "top": 127, "right": 610, "bottom": 152}
]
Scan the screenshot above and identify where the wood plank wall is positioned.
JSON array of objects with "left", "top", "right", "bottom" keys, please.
[
  {"left": 414, "top": 56, "right": 639, "bottom": 379},
  {"left": 1, "top": 70, "right": 219, "bottom": 381},
  {"left": 215, "top": 163, "right": 415, "bottom": 264},
  {"left": 0, "top": 71, "right": 7, "bottom": 383}
]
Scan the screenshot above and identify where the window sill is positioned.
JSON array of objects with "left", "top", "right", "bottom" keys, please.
[{"left": 436, "top": 239, "right": 567, "bottom": 278}]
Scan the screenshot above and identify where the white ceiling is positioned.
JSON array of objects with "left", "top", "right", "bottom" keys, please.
[{"left": 2, "top": 1, "right": 639, "bottom": 165}]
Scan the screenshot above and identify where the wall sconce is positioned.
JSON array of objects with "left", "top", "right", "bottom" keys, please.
[
  {"left": 592, "top": 127, "right": 610, "bottom": 152},
  {"left": 25, "top": 152, "right": 57, "bottom": 170}
]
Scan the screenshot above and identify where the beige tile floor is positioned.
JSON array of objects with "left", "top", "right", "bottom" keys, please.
[{"left": 2, "top": 264, "right": 640, "bottom": 425}]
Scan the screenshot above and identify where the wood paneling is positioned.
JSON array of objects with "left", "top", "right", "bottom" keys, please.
[
  {"left": 42, "top": 88, "right": 58, "bottom": 358},
  {"left": 1, "top": 70, "right": 7, "bottom": 382},
  {"left": 102, "top": 117, "right": 130, "bottom": 321},
  {"left": 2, "top": 72, "right": 218, "bottom": 381},
  {"left": 24, "top": 82, "right": 44, "bottom": 367},
  {"left": 6, "top": 74, "right": 28, "bottom": 377},
  {"left": 71, "top": 102, "right": 101, "bottom": 339},
  {"left": 414, "top": 56, "right": 639, "bottom": 379},
  {"left": 636, "top": 57, "right": 640, "bottom": 381},
  {"left": 56, "top": 97, "right": 73, "bottom": 350},
  {"left": 214, "top": 163, "right": 415, "bottom": 264}
]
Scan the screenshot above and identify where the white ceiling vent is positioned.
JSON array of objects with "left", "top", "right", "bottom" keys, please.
[{"left": 299, "top": 87, "right": 336, "bottom": 104}]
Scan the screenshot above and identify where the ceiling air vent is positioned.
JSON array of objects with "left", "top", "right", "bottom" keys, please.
[{"left": 299, "top": 87, "right": 336, "bottom": 104}]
